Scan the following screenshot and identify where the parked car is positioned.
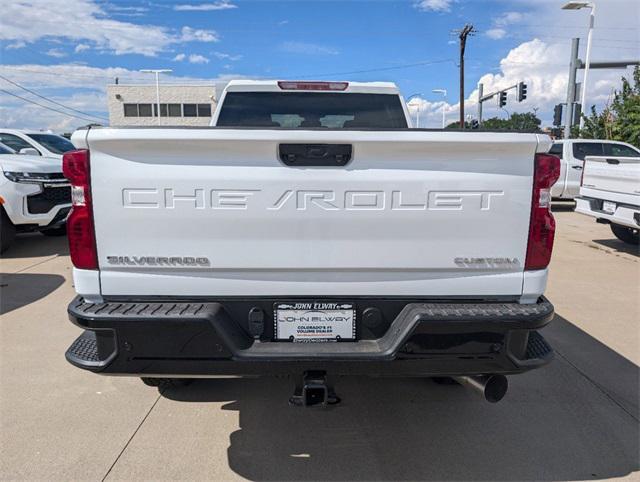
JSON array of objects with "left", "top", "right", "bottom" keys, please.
[
  {"left": 575, "top": 153, "right": 640, "bottom": 245},
  {"left": 64, "top": 80, "right": 559, "bottom": 405},
  {"left": 0, "top": 129, "right": 76, "bottom": 159},
  {"left": 548, "top": 139, "right": 640, "bottom": 200},
  {"left": 0, "top": 142, "right": 71, "bottom": 252}
]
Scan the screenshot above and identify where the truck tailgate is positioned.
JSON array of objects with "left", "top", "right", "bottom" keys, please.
[
  {"left": 82, "top": 129, "right": 545, "bottom": 298},
  {"left": 581, "top": 155, "right": 640, "bottom": 205}
]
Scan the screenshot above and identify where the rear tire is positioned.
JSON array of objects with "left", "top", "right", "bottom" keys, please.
[
  {"left": 41, "top": 225, "right": 67, "bottom": 237},
  {"left": 0, "top": 209, "right": 16, "bottom": 254},
  {"left": 610, "top": 223, "right": 639, "bottom": 245},
  {"left": 141, "top": 378, "right": 193, "bottom": 388}
]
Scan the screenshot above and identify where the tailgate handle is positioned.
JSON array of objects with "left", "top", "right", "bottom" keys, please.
[
  {"left": 279, "top": 144, "right": 352, "bottom": 167},
  {"left": 605, "top": 158, "right": 620, "bottom": 165}
]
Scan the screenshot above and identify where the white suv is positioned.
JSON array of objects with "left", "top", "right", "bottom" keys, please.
[
  {"left": 0, "top": 129, "right": 76, "bottom": 160},
  {"left": 0, "top": 143, "right": 71, "bottom": 252}
]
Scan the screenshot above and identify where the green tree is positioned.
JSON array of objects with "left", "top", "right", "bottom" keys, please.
[
  {"left": 446, "top": 112, "right": 541, "bottom": 131},
  {"left": 579, "top": 66, "right": 640, "bottom": 148}
]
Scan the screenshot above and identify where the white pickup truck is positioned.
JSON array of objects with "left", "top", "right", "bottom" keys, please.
[
  {"left": 65, "top": 80, "right": 559, "bottom": 405},
  {"left": 576, "top": 154, "right": 640, "bottom": 245},
  {"left": 548, "top": 139, "right": 640, "bottom": 200}
]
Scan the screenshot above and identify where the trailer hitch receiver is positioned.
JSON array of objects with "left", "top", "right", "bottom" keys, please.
[{"left": 289, "top": 371, "right": 340, "bottom": 407}]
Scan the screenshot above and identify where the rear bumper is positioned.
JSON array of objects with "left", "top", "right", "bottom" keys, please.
[
  {"left": 576, "top": 196, "right": 640, "bottom": 229},
  {"left": 65, "top": 296, "right": 554, "bottom": 377}
]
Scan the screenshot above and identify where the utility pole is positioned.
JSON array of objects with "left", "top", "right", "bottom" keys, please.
[
  {"left": 457, "top": 24, "right": 474, "bottom": 129},
  {"left": 564, "top": 38, "right": 579, "bottom": 139}
]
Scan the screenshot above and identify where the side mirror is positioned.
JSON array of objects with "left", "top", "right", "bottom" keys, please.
[{"left": 19, "top": 148, "right": 40, "bottom": 156}]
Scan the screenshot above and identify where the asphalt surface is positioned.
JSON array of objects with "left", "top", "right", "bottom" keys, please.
[{"left": 0, "top": 208, "right": 638, "bottom": 481}]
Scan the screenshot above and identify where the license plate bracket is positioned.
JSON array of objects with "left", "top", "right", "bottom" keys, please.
[
  {"left": 602, "top": 201, "right": 616, "bottom": 214},
  {"left": 275, "top": 302, "right": 356, "bottom": 342}
]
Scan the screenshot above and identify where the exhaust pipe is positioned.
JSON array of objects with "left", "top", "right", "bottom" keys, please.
[{"left": 453, "top": 375, "right": 508, "bottom": 403}]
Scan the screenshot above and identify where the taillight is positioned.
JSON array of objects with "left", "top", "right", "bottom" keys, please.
[
  {"left": 63, "top": 149, "right": 97, "bottom": 270},
  {"left": 525, "top": 153, "right": 561, "bottom": 270},
  {"left": 277, "top": 81, "right": 348, "bottom": 91}
]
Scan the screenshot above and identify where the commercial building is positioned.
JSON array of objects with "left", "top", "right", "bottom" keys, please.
[{"left": 106, "top": 84, "right": 219, "bottom": 127}]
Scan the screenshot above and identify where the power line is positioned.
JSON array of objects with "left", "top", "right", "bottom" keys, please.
[
  {"left": 294, "top": 58, "right": 455, "bottom": 79},
  {"left": 0, "top": 74, "right": 109, "bottom": 121},
  {"left": 0, "top": 89, "right": 105, "bottom": 124}
]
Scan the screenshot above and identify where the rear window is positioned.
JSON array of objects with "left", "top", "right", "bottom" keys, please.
[
  {"left": 573, "top": 142, "right": 604, "bottom": 160},
  {"left": 26, "top": 134, "right": 75, "bottom": 155},
  {"left": 216, "top": 92, "right": 408, "bottom": 128},
  {"left": 549, "top": 143, "right": 563, "bottom": 159}
]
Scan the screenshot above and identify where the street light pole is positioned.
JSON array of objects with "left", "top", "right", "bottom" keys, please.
[
  {"left": 140, "top": 69, "right": 172, "bottom": 125},
  {"left": 561, "top": 2, "right": 595, "bottom": 130},
  {"left": 580, "top": 3, "right": 595, "bottom": 129},
  {"left": 406, "top": 93, "right": 423, "bottom": 128},
  {"left": 432, "top": 89, "right": 447, "bottom": 128}
]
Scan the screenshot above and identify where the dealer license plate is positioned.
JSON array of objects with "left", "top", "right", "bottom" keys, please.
[
  {"left": 275, "top": 302, "right": 355, "bottom": 342},
  {"left": 602, "top": 201, "right": 616, "bottom": 214}
]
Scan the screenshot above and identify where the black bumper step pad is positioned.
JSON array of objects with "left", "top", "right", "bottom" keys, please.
[
  {"left": 65, "top": 330, "right": 116, "bottom": 369},
  {"left": 525, "top": 330, "right": 553, "bottom": 360},
  {"left": 67, "top": 331, "right": 99, "bottom": 362}
]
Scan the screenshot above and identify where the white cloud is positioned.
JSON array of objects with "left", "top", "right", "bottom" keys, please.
[
  {"left": 1, "top": 0, "right": 221, "bottom": 57},
  {"left": 485, "top": 11, "right": 524, "bottom": 40},
  {"left": 495, "top": 12, "right": 523, "bottom": 27},
  {"left": 174, "top": 1, "right": 237, "bottom": 11},
  {"left": 188, "top": 54, "right": 209, "bottom": 64},
  {"left": 405, "top": 37, "right": 632, "bottom": 128},
  {"left": 414, "top": 0, "right": 453, "bottom": 12},
  {"left": 46, "top": 48, "right": 67, "bottom": 58},
  {"left": 74, "top": 43, "right": 90, "bottom": 53},
  {"left": 280, "top": 41, "right": 338, "bottom": 55},
  {"left": 173, "top": 53, "right": 186, "bottom": 61},
  {"left": 180, "top": 26, "right": 219, "bottom": 43},
  {"left": 485, "top": 29, "right": 506, "bottom": 40},
  {"left": 213, "top": 51, "right": 242, "bottom": 61},
  {"left": 104, "top": 5, "right": 148, "bottom": 17},
  {"left": 6, "top": 41, "right": 26, "bottom": 50}
]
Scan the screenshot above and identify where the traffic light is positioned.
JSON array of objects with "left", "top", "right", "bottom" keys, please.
[
  {"left": 553, "top": 104, "right": 563, "bottom": 126},
  {"left": 498, "top": 91, "right": 507, "bottom": 108},
  {"left": 573, "top": 103, "right": 582, "bottom": 126},
  {"left": 517, "top": 82, "right": 527, "bottom": 102}
]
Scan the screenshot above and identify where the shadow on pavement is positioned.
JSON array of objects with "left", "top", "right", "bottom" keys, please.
[
  {"left": 0, "top": 233, "right": 69, "bottom": 259},
  {"left": 161, "top": 315, "right": 639, "bottom": 481},
  {"left": 0, "top": 272, "right": 66, "bottom": 314},
  {"left": 592, "top": 238, "right": 640, "bottom": 257}
]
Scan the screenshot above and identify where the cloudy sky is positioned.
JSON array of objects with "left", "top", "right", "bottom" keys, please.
[{"left": 0, "top": 0, "right": 638, "bottom": 131}]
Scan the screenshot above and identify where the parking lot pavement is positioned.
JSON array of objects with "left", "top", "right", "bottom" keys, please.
[{"left": 0, "top": 210, "right": 638, "bottom": 481}]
